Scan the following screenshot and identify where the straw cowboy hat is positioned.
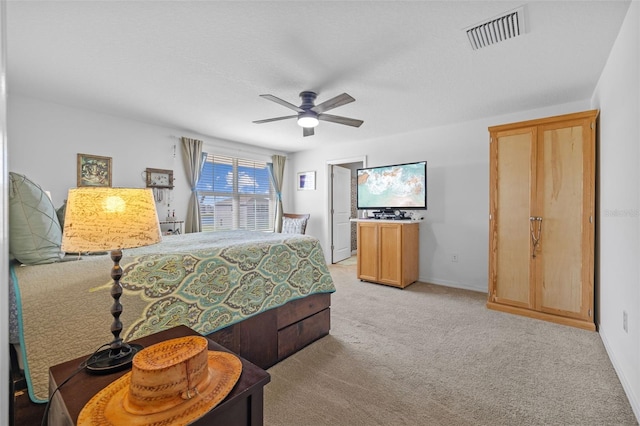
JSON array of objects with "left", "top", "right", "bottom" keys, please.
[{"left": 78, "top": 336, "right": 242, "bottom": 425}]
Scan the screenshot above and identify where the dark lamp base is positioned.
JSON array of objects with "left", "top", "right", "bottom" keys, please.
[{"left": 85, "top": 343, "right": 144, "bottom": 375}]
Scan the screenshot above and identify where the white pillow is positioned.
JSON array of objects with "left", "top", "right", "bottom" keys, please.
[{"left": 282, "top": 217, "right": 307, "bottom": 234}]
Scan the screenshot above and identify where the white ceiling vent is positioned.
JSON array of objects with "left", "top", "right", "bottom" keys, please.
[{"left": 465, "top": 6, "right": 526, "bottom": 50}]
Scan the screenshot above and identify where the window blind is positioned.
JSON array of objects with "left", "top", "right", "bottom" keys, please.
[{"left": 197, "top": 154, "right": 273, "bottom": 232}]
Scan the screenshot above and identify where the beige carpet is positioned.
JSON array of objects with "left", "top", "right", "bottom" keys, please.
[
  {"left": 335, "top": 255, "right": 358, "bottom": 266},
  {"left": 264, "top": 262, "right": 637, "bottom": 426}
]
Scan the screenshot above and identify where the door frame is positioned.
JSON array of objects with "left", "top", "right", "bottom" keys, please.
[
  {"left": 326, "top": 156, "right": 367, "bottom": 263},
  {"left": 1, "top": 1, "right": 9, "bottom": 417}
]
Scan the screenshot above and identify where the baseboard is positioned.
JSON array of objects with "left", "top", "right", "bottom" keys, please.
[
  {"left": 419, "top": 276, "right": 487, "bottom": 294},
  {"left": 599, "top": 325, "right": 640, "bottom": 422}
]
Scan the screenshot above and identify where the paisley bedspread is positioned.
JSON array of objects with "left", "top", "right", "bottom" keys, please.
[{"left": 11, "top": 231, "right": 335, "bottom": 402}]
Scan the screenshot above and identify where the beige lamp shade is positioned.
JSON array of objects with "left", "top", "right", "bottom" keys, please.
[{"left": 61, "top": 187, "right": 162, "bottom": 252}]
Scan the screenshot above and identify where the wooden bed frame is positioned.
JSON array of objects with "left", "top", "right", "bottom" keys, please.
[{"left": 207, "top": 292, "right": 331, "bottom": 369}]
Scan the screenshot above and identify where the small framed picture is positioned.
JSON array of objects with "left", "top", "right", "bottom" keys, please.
[
  {"left": 297, "top": 171, "right": 316, "bottom": 190},
  {"left": 77, "top": 153, "right": 112, "bottom": 187},
  {"left": 146, "top": 168, "right": 174, "bottom": 189}
]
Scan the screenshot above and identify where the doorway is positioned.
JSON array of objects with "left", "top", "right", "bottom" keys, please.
[{"left": 326, "top": 156, "right": 366, "bottom": 264}]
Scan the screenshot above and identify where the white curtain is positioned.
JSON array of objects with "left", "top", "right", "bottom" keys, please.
[
  {"left": 268, "top": 154, "right": 286, "bottom": 232},
  {"left": 181, "top": 137, "right": 204, "bottom": 233}
]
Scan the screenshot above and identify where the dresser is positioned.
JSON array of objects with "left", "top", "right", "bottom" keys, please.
[{"left": 353, "top": 219, "right": 419, "bottom": 288}]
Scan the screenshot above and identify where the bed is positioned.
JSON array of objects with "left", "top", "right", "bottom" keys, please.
[{"left": 10, "top": 230, "right": 335, "bottom": 403}]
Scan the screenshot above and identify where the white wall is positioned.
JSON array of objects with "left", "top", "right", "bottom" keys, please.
[
  {"left": 7, "top": 95, "right": 281, "bottom": 221},
  {"left": 591, "top": 1, "right": 640, "bottom": 419},
  {"left": 8, "top": 95, "right": 188, "bottom": 216},
  {"left": 285, "top": 99, "right": 590, "bottom": 293}
]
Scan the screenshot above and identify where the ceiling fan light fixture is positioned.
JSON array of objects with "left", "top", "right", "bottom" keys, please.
[
  {"left": 255, "top": 91, "right": 362, "bottom": 136},
  {"left": 297, "top": 113, "right": 319, "bottom": 128}
]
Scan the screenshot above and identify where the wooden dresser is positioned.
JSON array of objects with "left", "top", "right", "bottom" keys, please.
[{"left": 353, "top": 219, "right": 419, "bottom": 288}]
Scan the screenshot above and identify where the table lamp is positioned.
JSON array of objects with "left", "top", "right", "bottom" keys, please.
[{"left": 61, "top": 187, "right": 162, "bottom": 374}]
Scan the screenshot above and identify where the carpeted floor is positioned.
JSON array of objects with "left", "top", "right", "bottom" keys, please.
[
  {"left": 335, "top": 255, "right": 358, "bottom": 266},
  {"left": 264, "top": 262, "right": 638, "bottom": 426}
]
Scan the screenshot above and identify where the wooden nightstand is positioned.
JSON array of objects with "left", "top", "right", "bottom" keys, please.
[
  {"left": 48, "top": 325, "right": 270, "bottom": 425},
  {"left": 159, "top": 219, "right": 184, "bottom": 235}
]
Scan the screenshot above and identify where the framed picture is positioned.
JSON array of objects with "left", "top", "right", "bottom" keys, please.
[
  {"left": 297, "top": 171, "right": 316, "bottom": 191},
  {"left": 77, "top": 153, "right": 112, "bottom": 187},
  {"left": 146, "top": 168, "right": 174, "bottom": 189}
]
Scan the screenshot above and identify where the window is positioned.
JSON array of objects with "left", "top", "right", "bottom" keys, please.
[{"left": 197, "top": 154, "right": 274, "bottom": 232}]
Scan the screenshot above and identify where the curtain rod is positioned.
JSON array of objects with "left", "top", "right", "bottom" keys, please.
[{"left": 171, "top": 134, "right": 288, "bottom": 159}]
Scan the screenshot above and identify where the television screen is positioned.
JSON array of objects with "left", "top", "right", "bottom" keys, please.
[{"left": 356, "top": 161, "right": 427, "bottom": 210}]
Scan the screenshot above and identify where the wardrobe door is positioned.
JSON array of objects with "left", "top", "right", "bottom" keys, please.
[
  {"left": 489, "top": 127, "right": 537, "bottom": 309},
  {"left": 535, "top": 118, "right": 595, "bottom": 321}
]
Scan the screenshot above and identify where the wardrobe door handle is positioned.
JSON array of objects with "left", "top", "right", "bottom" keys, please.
[{"left": 529, "top": 217, "right": 543, "bottom": 258}]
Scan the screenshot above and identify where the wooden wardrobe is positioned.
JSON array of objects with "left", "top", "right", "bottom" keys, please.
[{"left": 487, "top": 110, "right": 598, "bottom": 331}]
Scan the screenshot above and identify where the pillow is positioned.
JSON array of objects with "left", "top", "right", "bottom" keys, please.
[
  {"left": 9, "top": 172, "right": 64, "bottom": 265},
  {"left": 282, "top": 217, "right": 307, "bottom": 234}
]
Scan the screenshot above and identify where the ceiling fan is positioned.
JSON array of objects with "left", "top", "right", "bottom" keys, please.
[{"left": 253, "top": 91, "right": 363, "bottom": 137}]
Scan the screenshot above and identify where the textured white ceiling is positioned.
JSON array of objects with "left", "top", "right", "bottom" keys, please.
[{"left": 6, "top": 1, "right": 631, "bottom": 153}]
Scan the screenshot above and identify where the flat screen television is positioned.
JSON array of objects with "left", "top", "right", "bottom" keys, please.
[{"left": 356, "top": 161, "right": 427, "bottom": 211}]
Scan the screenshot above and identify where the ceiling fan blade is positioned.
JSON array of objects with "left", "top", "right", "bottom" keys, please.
[
  {"left": 318, "top": 113, "right": 364, "bottom": 128},
  {"left": 311, "top": 93, "right": 355, "bottom": 114},
  {"left": 303, "top": 127, "right": 315, "bottom": 137},
  {"left": 259, "top": 94, "right": 304, "bottom": 112},
  {"left": 253, "top": 115, "right": 297, "bottom": 124}
]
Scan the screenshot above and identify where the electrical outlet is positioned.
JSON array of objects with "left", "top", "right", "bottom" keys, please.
[
  {"left": 623, "top": 311, "right": 628, "bottom": 333},
  {"left": 451, "top": 254, "right": 458, "bottom": 262}
]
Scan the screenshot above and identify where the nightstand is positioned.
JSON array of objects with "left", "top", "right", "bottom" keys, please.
[
  {"left": 48, "top": 325, "right": 270, "bottom": 425},
  {"left": 159, "top": 219, "right": 184, "bottom": 235}
]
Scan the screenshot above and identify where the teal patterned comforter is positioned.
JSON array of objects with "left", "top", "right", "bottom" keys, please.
[
  {"left": 12, "top": 231, "right": 335, "bottom": 402},
  {"left": 122, "top": 231, "right": 336, "bottom": 339}
]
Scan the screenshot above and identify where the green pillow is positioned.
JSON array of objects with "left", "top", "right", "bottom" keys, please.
[{"left": 9, "top": 172, "right": 64, "bottom": 265}]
